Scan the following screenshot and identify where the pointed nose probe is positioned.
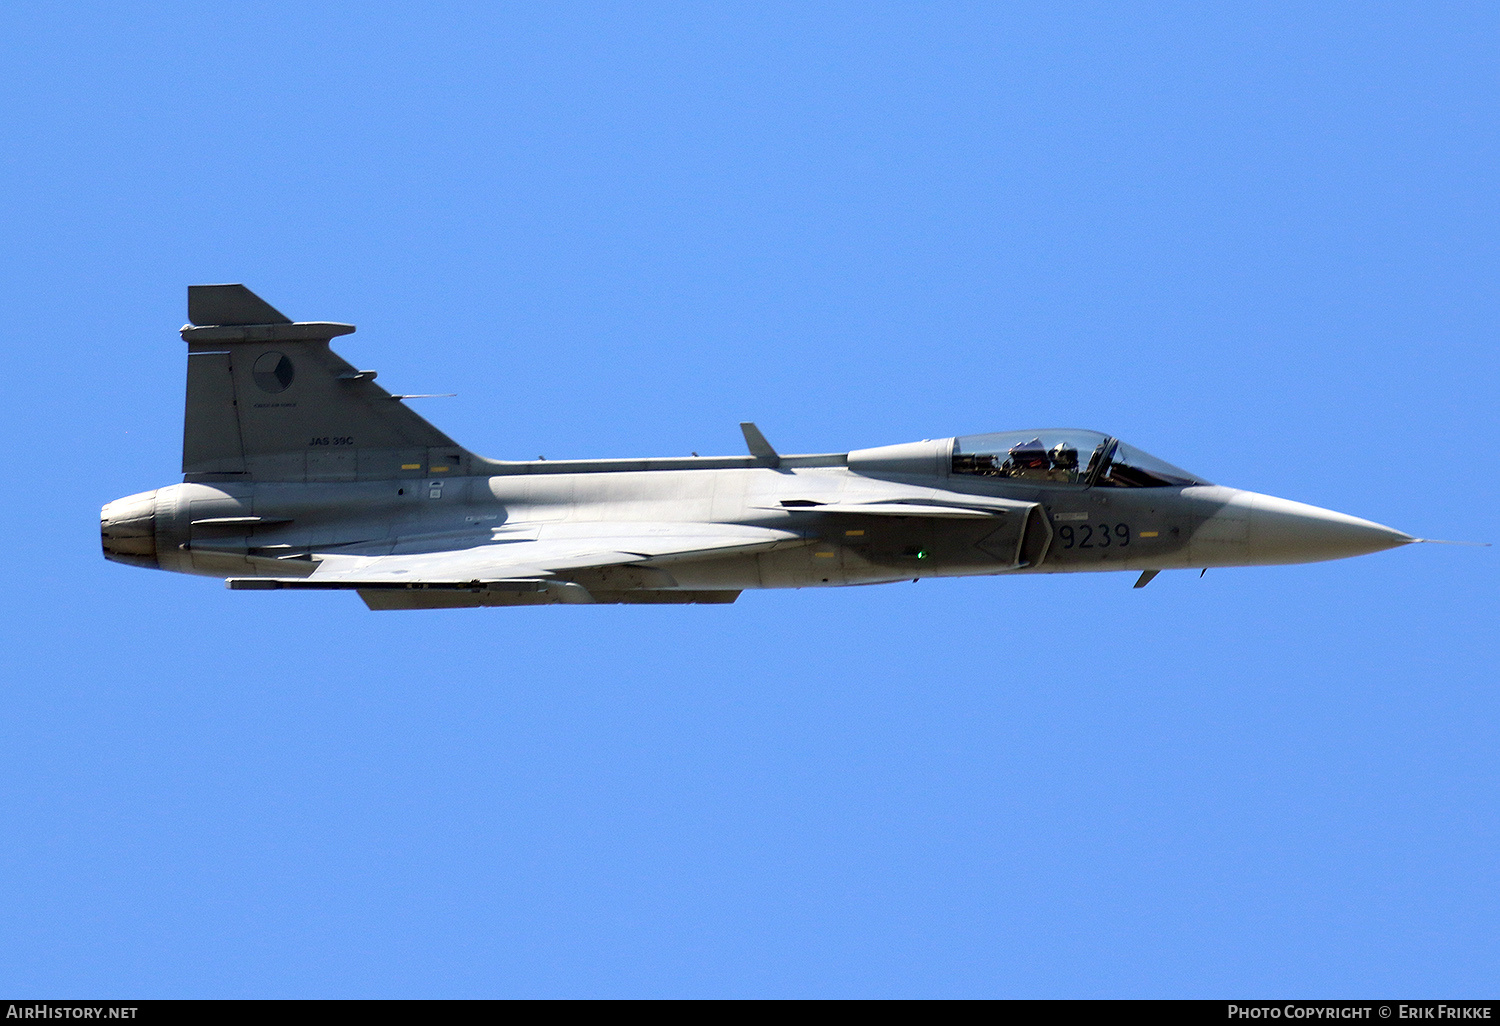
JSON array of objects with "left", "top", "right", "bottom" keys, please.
[{"left": 1247, "top": 492, "right": 1413, "bottom": 564}]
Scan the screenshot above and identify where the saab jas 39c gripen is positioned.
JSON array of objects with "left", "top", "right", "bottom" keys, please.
[{"left": 102, "top": 285, "right": 1428, "bottom": 610}]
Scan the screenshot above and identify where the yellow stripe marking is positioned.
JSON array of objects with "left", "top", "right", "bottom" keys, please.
[
  {"left": 814, "top": 551, "right": 836, "bottom": 558},
  {"left": 844, "top": 529, "right": 865, "bottom": 536},
  {"left": 1139, "top": 531, "right": 1159, "bottom": 538},
  {"left": 401, "top": 464, "right": 421, "bottom": 470},
  {"left": 430, "top": 466, "right": 449, "bottom": 472}
]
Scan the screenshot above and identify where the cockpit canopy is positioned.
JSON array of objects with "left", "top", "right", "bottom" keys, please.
[{"left": 952, "top": 429, "right": 1209, "bottom": 488}]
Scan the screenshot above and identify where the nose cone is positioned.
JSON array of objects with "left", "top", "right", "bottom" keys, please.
[
  {"left": 1248, "top": 492, "right": 1413, "bottom": 565},
  {"left": 101, "top": 490, "right": 160, "bottom": 569}
]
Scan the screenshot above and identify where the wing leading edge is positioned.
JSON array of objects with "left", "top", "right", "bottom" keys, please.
[{"left": 225, "top": 523, "right": 807, "bottom": 597}]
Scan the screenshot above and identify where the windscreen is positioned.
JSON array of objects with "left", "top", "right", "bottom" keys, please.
[{"left": 1097, "top": 441, "right": 1210, "bottom": 488}]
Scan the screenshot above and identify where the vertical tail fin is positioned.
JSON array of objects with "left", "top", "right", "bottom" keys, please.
[{"left": 181, "top": 285, "right": 474, "bottom": 483}]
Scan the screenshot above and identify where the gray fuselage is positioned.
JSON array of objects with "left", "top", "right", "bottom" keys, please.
[
  {"left": 99, "top": 286, "right": 1415, "bottom": 607},
  {"left": 103, "top": 436, "right": 1412, "bottom": 600}
]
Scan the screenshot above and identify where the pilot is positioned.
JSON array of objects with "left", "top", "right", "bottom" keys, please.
[{"left": 1048, "top": 442, "right": 1079, "bottom": 482}]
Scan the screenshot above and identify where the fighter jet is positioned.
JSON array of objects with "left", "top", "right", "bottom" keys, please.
[{"left": 101, "top": 284, "right": 1429, "bottom": 609}]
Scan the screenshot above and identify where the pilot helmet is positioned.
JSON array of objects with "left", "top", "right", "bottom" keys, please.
[{"left": 1049, "top": 442, "right": 1079, "bottom": 470}]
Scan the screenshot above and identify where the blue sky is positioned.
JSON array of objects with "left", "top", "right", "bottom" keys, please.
[{"left": 1, "top": 2, "right": 1496, "bottom": 997}]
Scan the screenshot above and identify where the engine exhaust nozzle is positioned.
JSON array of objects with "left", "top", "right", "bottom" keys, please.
[{"left": 101, "top": 490, "right": 160, "bottom": 569}]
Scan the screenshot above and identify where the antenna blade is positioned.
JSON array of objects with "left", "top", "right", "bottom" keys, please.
[{"left": 740, "top": 422, "right": 780, "bottom": 466}]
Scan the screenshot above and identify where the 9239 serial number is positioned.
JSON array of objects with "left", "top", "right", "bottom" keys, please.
[{"left": 1058, "top": 523, "right": 1130, "bottom": 549}]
